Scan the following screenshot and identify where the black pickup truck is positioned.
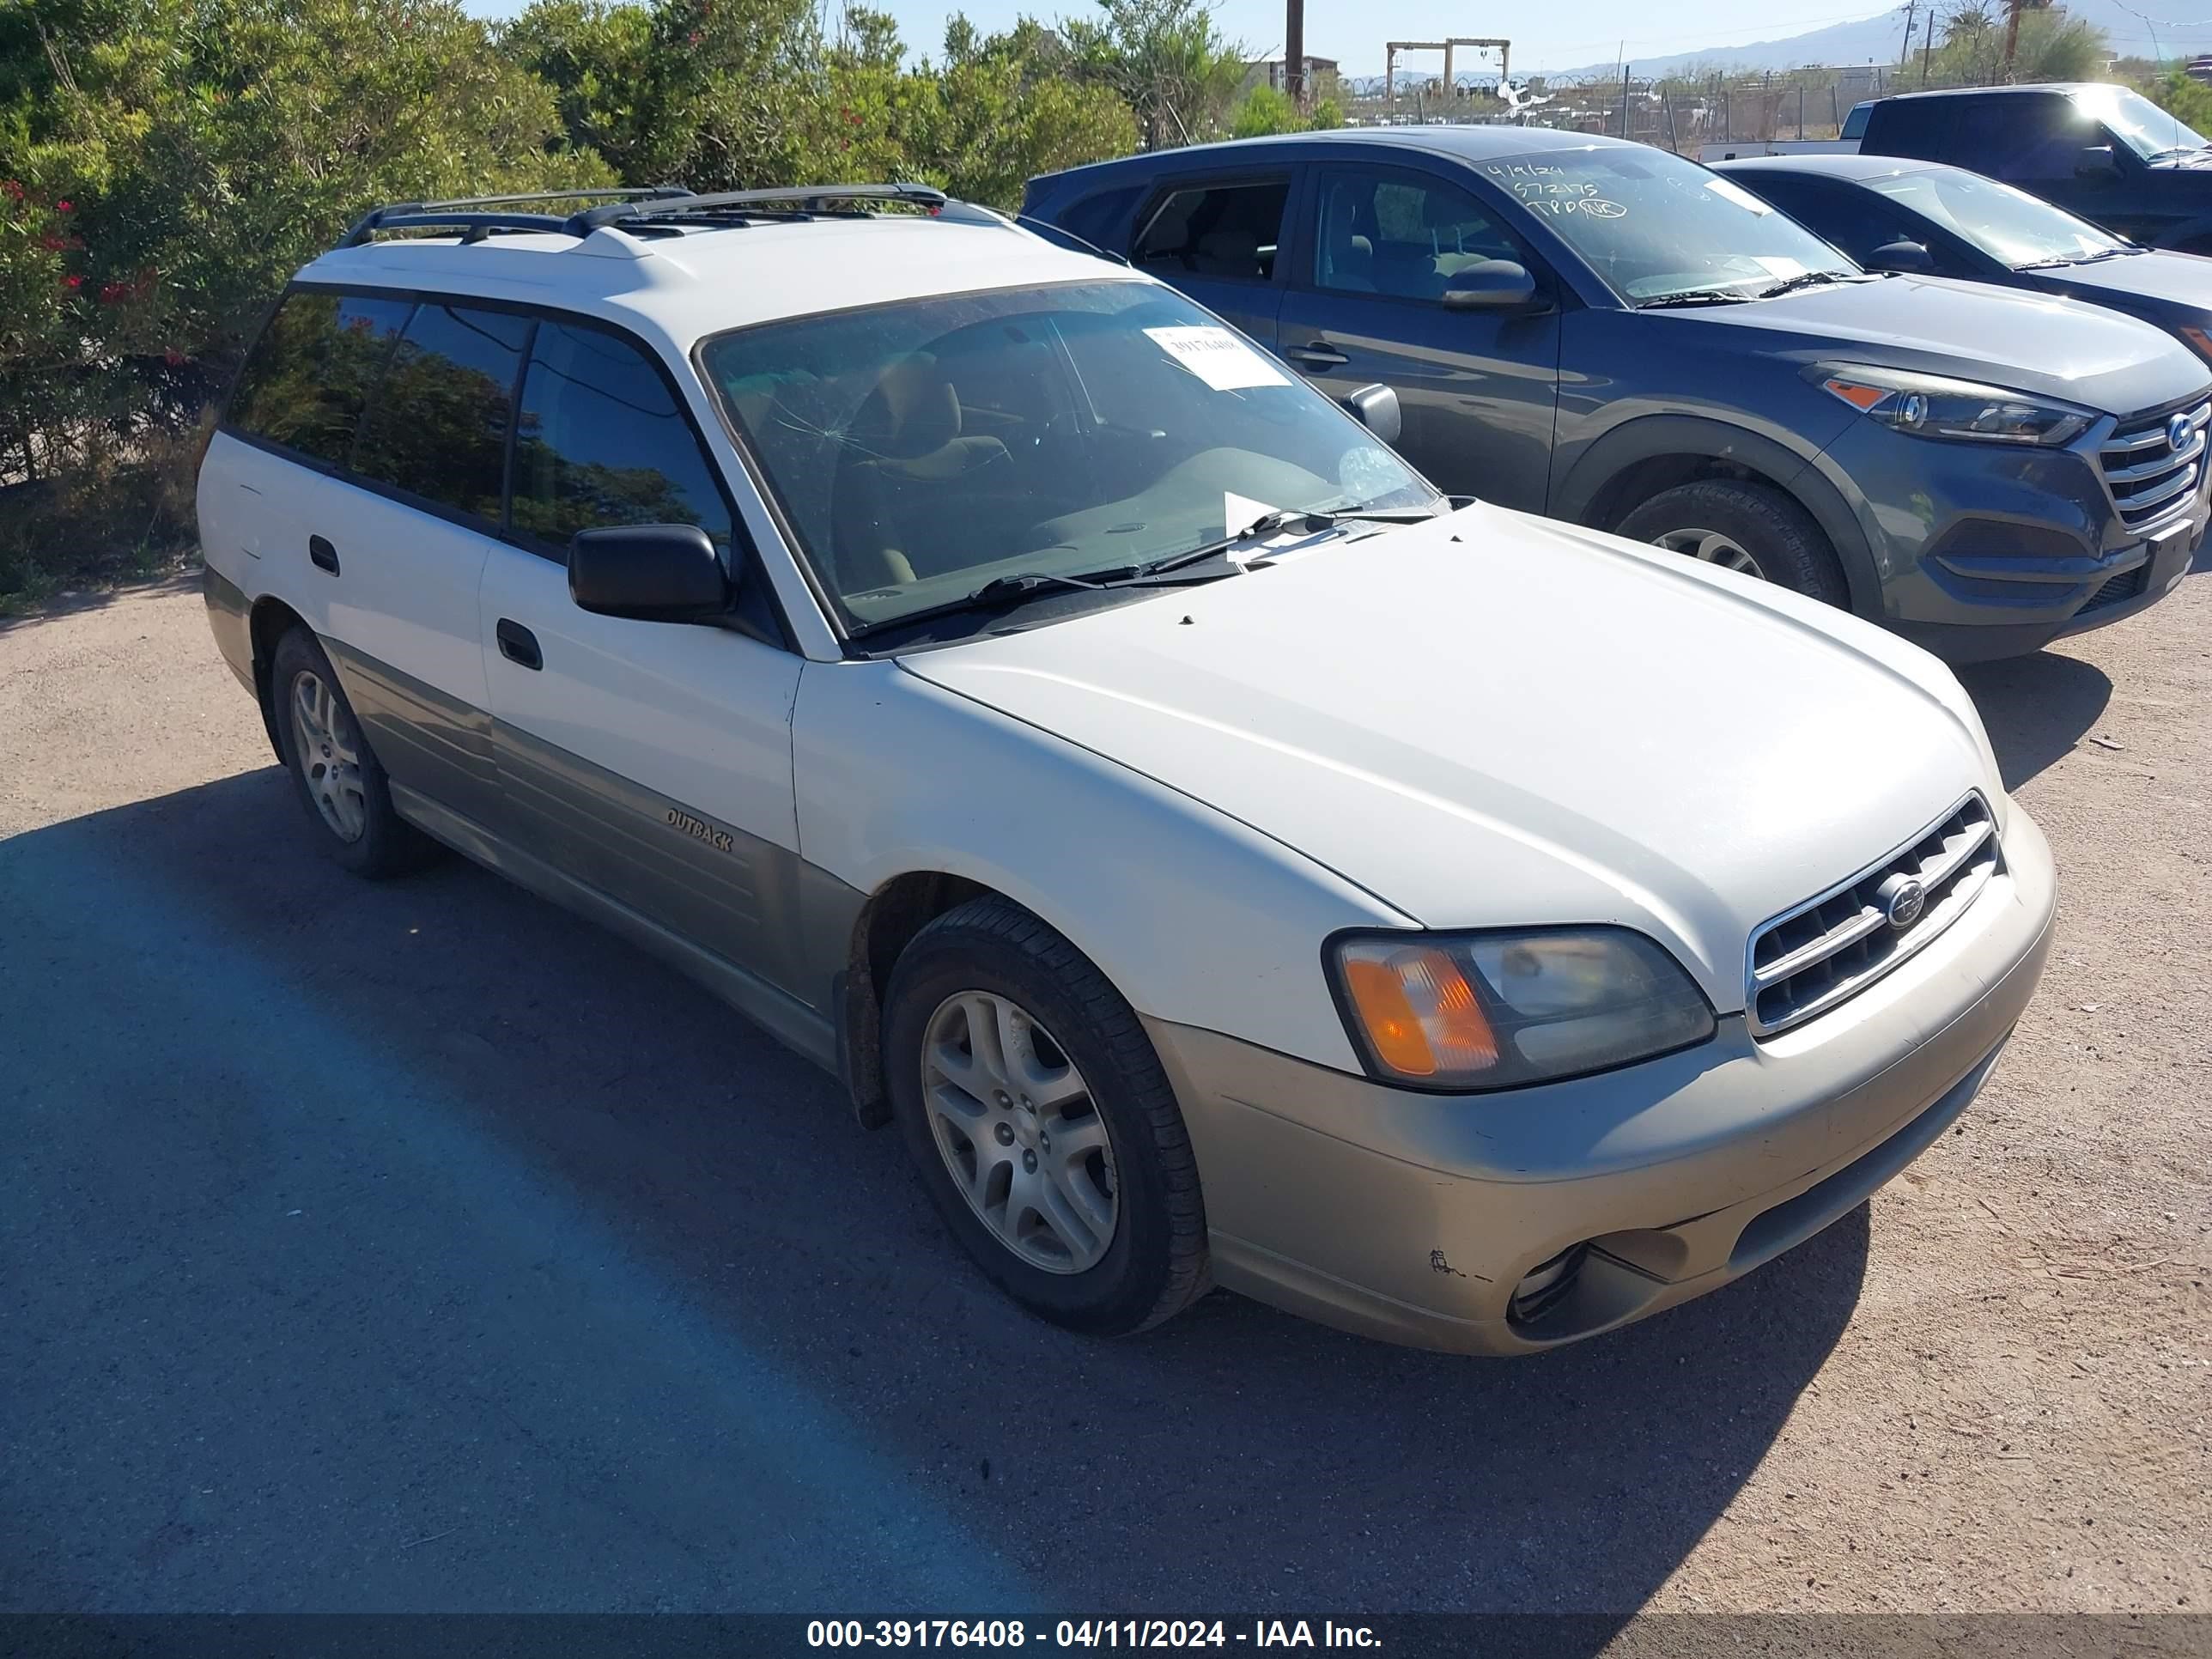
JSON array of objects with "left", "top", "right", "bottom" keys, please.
[{"left": 1857, "top": 82, "right": 2212, "bottom": 252}]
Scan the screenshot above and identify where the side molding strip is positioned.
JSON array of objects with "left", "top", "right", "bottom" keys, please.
[{"left": 390, "top": 782, "right": 841, "bottom": 1073}]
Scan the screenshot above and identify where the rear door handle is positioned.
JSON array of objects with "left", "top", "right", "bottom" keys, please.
[
  {"left": 495, "top": 619, "right": 542, "bottom": 672},
  {"left": 307, "top": 535, "right": 339, "bottom": 575},
  {"left": 1287, "top": 341, "right": 1349, "bottom": 368}
]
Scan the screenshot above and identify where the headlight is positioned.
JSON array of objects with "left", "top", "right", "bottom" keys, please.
[
  {"left": 1327, "top": 927, "right": 1716, "bottom": 1091},
  {"left": 1814, "top": 363, "right": 2092, "bottom": 447}
]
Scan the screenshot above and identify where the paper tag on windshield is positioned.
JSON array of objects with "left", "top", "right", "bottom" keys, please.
[
  {"left": 1145, "top": 325, "right": 1289, "bottom": 391},
  {"left": 1753, "top": 255, "right": 1807, "bottom": 278}
]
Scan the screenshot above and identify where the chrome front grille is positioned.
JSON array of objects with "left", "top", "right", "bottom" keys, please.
[
  {"left": 2100, "top": 398, "right": 2211, "bottom": 535},
  {"left": 1747, "top": 794, "right": 2000, "bottom": 1038}
]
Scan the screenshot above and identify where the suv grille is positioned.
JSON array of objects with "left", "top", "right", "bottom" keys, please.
[
  {"left": 2100, "top": 398, "right": 2210, "bottom": 535},
  {"left": 1747, "top": 794, "right": 1999, "bottom": 1037}
]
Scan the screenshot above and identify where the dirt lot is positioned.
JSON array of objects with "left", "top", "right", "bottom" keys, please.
[{"left": 1, "top": 564, "right": 2206, "bottom": 1621}]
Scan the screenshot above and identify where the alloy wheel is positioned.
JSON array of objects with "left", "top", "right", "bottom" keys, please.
[
  {"left": 921, "top": 990, "right": 1120, "bottom": 1274},
  {"left": 289, "top": 669, "right": 368, "bottom": 842},
  {"left": 1651, "top": 526, "right": 1765, "bottom": 579}
]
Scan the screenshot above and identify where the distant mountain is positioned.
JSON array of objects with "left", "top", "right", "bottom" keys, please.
[{"left": 1339, "top": 0, "right": 2212, "bottom": 88}]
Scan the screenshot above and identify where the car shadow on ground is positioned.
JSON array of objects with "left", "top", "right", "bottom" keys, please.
[
  {"left": 1955, "top": 649, "right": 2113, "bottom": 792},
  {"left": 1, "top": 769, "right": 1869, "bottom": 1629}
]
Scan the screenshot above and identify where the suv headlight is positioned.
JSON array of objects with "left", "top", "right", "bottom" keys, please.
[
  {"left": 1326, "top": 927, "right": 1716, "bottom": 1091},
  {"left": 1814, "top": 363, "right": 2093, "bottom": 447}
]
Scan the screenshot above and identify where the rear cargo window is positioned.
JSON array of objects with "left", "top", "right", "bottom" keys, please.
[{"left": 225, "top": 290, "right": 413, "bottom": 466}]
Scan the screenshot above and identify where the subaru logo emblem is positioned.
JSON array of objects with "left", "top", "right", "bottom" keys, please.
[
  {"left": 2169, "top": 411, "right": 2194, "bottom": 453},
  {"left": 1876, "top": 872, "right": 1928, "bottom": 931}
]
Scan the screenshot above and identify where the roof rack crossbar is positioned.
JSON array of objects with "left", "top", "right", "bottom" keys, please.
[
  {"left": 342, "top": 186, "right": 690, "bottom": 247},
  {"left": 416, "top": 186, "right": 690, "bottom": 212},
  {"left": 564, "top": 182, "right": 948, "bottom": 234},
  {"left": 341, "top": 210, "right": 574, "bottom": 246}
]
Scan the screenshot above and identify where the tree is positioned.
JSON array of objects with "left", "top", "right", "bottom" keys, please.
[
  {"left": 0, "top": 0, "right": 607, "bottom": 596},
  {"left": 1922, "top": 4, "right": 2106, "bottom": 86},
  {"left": 1063, "top": 0, "right": 1244, "bottom": 149}
]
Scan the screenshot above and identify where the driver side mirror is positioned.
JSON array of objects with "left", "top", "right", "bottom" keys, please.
[
  {"left": 569, "top": 524, "right": 733, "bottom": 623},
  {"left": 1866, "top": 238, "right": 1936, "bottom": 273},
  {"left": 2076, "top": 144, "right": 2120, "bottom": 181},
  {"left": 1442, "top": 259, "right": 1545, "bottom": 313},
  {"left": 1339, "top": 382, "right": 1402, "bottom": 447}
]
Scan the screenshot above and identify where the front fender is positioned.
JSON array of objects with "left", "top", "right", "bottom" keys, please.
[
  {"left": 1550, "top": 411, "right": 1883, "bottom": 619},
  {"left": 790, "top": 658, "right": 1413, "bottom": 1075}
]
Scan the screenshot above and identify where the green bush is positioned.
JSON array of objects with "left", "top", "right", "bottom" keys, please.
[{"left": 0, "top": 0, "right": 1193, "bottom": 606}]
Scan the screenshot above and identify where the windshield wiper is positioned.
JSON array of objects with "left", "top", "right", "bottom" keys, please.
[
  {"left": 1759, "top": 269, "right": 1857, "bottom": 298},
  {"left": 844, "top": 562, "right": 1248, "bottom": 643},
  {"left": 1636, "top": 287, "right": 1757, "bottom": 309},
  {"left": 2015, "top": 247, "right": 2136, "bottom": 270},
  {"left": 1137, "top": 505, "right": 1440, "bottom": 579},
  {"left": 844, "top": 568, "right": 1131, "bottom": 641}
]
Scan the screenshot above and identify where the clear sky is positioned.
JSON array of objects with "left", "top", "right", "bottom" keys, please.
[{"left": 462, "top": 0, "right": 1904, "bottom": 78}]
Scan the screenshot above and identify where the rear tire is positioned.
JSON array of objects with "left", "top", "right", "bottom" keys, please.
[
  {"left": 1616, "top": 479, "right": 1850, "bottom": 606},
  {"left": 270, "top": 628, "right": 439, "bottom": 879},
  {"left": 883, "top": 896, "right": 1210, "bottom": 1336}
]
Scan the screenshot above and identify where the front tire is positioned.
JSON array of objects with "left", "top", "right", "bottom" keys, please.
[
  {"left": 270, "top": 628, "right": 438, "bottom": 879},
  {"left": 883, "top": 896, "right": 1210, "bottom": 1335},
  {"left": 1616, "top": 479, "right": 1850, "bottom": 606}
]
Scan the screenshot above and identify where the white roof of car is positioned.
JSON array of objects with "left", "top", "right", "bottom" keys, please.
[{"left": 295, "top": 215, "right": 1145, "bottom": 344}]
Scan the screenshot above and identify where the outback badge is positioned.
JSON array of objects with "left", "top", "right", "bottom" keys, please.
[{"left": 665, "top": 805, "right": 734, "bottom": 854}]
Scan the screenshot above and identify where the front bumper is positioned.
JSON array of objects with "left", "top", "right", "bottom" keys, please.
[
  {"left": 1818, "top": 416, "right": 2205, "bottom": 663},
  {"left": 1146, "top": 807, "right": 2057, "bottom": 1355}
]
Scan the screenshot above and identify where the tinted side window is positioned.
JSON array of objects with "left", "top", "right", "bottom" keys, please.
[
  {"left": 351, "top": 302, "right": 532, "bottom": 520},
  {"left": 1133, "top": 179, "right": 1290, "bottom": 282},
  {"left": 511, "top": 320, "right": 732, "bottom": 549},
  {"left": 1953, "top": 95, "right": 2082, "bottom": 181},
  {"left": 1746, "top": 177, "right": 1909, "bottom": 264},
  {"left": 1840, "top": 102, "right": 1871, "bottom": 141},
  {"left": 1314, "top": 167, "right": 1521, "bottom": 301},
  {"left": 1057, "top": 184, "right": 1146, "bottom": 254},
  {"left": 1863, "top": 98, "right": 1951, "bottom": 160},
  {"left": 226, "top": 290, "right": 412, "bottom": 465}
]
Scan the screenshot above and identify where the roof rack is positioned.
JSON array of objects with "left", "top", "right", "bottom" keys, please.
[
  {"left": 562, "top": 182, "right": 950, "bottom": 234},
  {"left": 339, "top": 182, "right": 992, "bottom": 252},
  {"left": 340, "top": 187, "right": 692, "bottom": 247}
]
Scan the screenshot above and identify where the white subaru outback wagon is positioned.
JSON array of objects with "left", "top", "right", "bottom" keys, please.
[{"left": 199, "top": 184, "right": 2057, "bottom": 1354}]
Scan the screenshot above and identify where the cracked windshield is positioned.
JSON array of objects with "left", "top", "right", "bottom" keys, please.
[{"left": 702, "top": 281, "right": 1434, "bottom": 630}]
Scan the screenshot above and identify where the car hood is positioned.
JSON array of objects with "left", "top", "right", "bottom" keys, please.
[
  {"left": 1677, "top": 273, "right": 2208, "bottom": 415},
  {"left": 899, "top": 507, "right": 2001, "bottom": 1012},
  {"left": 2033, "top": 248, "right": 2212, "bottom": 319}
]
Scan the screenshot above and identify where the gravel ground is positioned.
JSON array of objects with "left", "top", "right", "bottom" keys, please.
[{"left": 0, "top": 565, "right": 2206, "bottom": 1621}]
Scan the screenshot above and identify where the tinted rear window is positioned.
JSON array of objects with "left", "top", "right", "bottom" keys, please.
[
  {"left": 351, "top": 302, "right": 532, "bottom": 521},
  {"left": 226, "top": 290, "right": 413, "bottom": 465}
]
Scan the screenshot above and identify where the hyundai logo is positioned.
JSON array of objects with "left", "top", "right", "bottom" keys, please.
[
  {"left": 2169, "top": 411, "right": 2195, "bottom": 453},
  {"left": 1876, "top": 872, "right": 1929, "bottom": 931}
]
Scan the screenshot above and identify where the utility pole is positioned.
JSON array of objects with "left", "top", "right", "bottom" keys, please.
[
  {"left": 1921, "top": 10, "right": 1936, "bottom": 82},
  {"left": 1285, "top": 0, "right": 1305, "bottom": 110},
  {"left": 1899, "top": 0, "right": 1917, "bottom": 68},
  {"left": 2002, "top": 0, "right": 2023, "bottom": 78}
]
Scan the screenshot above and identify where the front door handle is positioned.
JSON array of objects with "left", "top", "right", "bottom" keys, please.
[
  {"left": 495, "top": 619, "right": 542, "bottom": 672},
  {"left": 307, "top": 535, "right": 339, "bottom": 575},
  {"left": 1287, "top": 341, "right": 1349, "bottom": 368}
]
